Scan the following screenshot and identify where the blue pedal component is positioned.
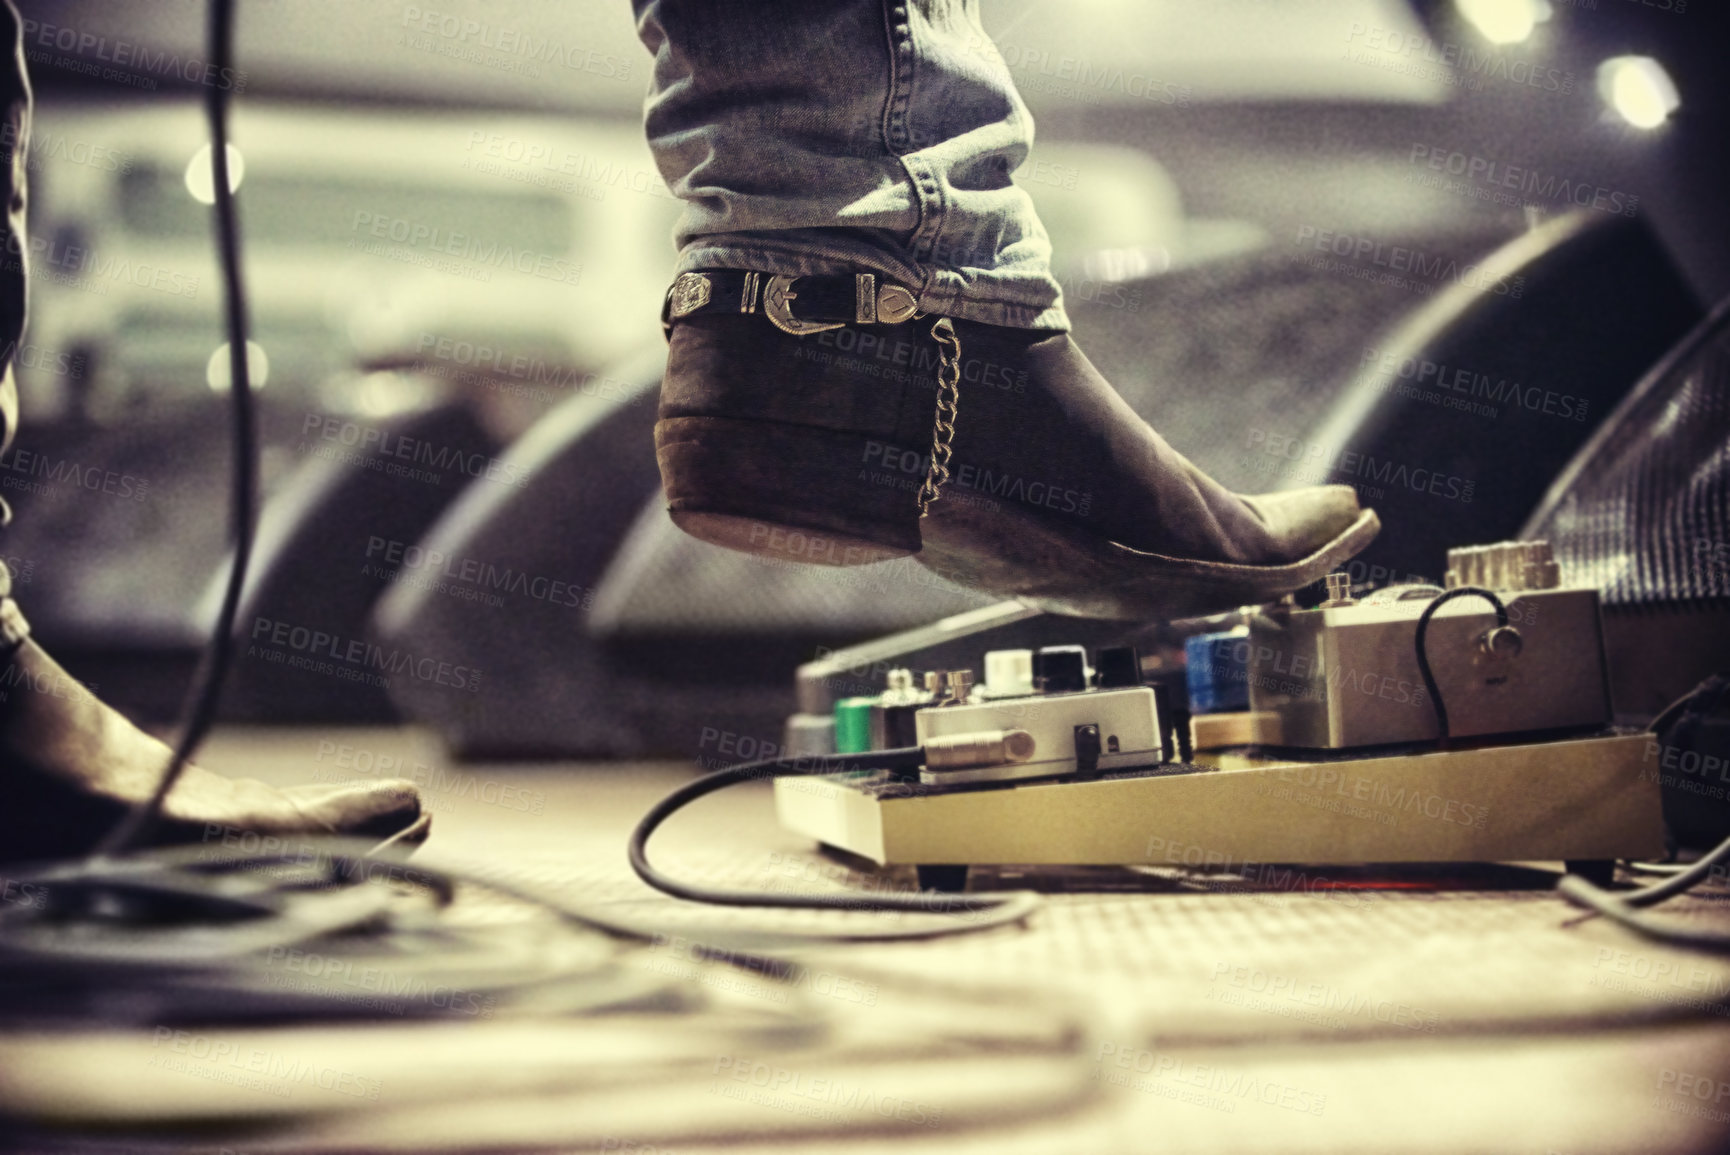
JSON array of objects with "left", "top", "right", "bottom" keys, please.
[{"left": 1184, "top": 628, "right": 1250, "bottom": 714}]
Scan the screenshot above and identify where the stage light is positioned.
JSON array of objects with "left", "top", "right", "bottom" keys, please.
[
  {"left": 206, "top": 341, "right": 269, "bottom": 391},
  {"left": 1454, "top": 0, "right": 1542, "bottom": 46},
  {"left": 185, "top": 143, "right": 246, "bottom": 205},
  {"left": 1598, "top": 56, "right": 1680, "bottom": 129}
]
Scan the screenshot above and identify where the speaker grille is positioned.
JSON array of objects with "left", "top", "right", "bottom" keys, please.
[{"left": 1525, "top": 300, "right": 1730, "bottom": 605}]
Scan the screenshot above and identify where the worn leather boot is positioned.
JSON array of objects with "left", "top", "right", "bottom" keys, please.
[
  {"left": 0, "top": 637, "right": 427, "bottom": 864},
  {"left": 655, "top": 271, "right": 1378, "bottom": 620}
]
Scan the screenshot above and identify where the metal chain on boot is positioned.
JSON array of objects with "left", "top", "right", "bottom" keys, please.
[{"left": 917, "top": 317, "right": 962, "bottom": 518}]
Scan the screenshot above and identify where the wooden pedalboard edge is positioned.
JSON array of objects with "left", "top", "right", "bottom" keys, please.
[{"left": 772, "top": 731, "right": 1666, "bottom": 867}]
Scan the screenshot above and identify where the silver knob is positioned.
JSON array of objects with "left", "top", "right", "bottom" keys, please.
[
  {"left": 1320, "top": 571, "right": 1356, "bottom": 607},
  {"left": 922, "top": 669, "right": 974, "bottom": 705}
]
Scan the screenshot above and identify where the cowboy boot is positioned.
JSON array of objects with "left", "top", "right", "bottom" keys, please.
[{"left": 654, "top": 271, "right": 1378, "bottom": 620}]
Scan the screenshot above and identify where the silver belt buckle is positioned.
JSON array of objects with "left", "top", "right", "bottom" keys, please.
[{"left": 763, "top": 275, "right": 845, "bottom": 336}]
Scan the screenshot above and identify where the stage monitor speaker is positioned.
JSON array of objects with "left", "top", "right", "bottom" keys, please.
[{"left": 1291, "top": 211, "right": 1701, "bottom": 589}]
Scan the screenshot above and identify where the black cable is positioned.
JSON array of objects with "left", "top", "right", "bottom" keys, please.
[
  {"left": 1557, "top": 841, "right": 1730, "bottom": 952},
  {"left": 0, "top": 840, "right": 1103, "bottom": 1143},
  {"left": 1645, "top": 683, "right": 1703, "bottom": 742},
  {"left": 92, "top": 0, "right": 256, "bottom": 857},
  {"left": 1413, "top": 585, "right": 1507, "bottom": 747},
  {"left": 1568, "top": 837, "right": 1730, "bottom": 912},
  {"left": 1622, "top": 860, "right": 1695, "bottom": 877},
  {"left": 0, "top": 839, "right": 762, "bottom": 1023},
  {"left": 629, "top": 748, "right": 1041, "bottom": 931},
  {"left": 1557, "top": 677, "right": 1730, "bottom": 951}
]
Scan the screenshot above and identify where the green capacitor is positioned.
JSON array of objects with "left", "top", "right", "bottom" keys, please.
[{"left": 833, "top": 696, "right": 878, "bottom": 754}]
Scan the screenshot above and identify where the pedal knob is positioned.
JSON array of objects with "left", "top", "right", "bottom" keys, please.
[
  {"left": 1033, "top": 646, "right": 1088, "bottom": 693},
  {"left": 984, "top": 649, "right": 1035, "bottom": 697},
  {"left": 1093, "top": 645, "right": 1142, "bottom": 688},
  {"left": 923, "top": 669, "right": 974, "bottom": 704}
]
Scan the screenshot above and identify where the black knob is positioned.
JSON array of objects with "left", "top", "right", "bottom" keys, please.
[
  {"left": 1094, "top": 645, "right": 1142, "bottom": 688},
  {"left": 1033, "top": 645, "right": 1088, "bottom": 693}
]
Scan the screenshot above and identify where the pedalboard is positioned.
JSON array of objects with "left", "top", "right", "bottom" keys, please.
[{"left": 775, "top": 540, "right": 1665, "bottom": 871}]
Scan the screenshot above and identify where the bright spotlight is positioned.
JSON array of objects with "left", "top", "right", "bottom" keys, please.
[
  {"left": 206, "top": 341, "right": 269, "bottom": 392},
  {"left": 1597, "top": 56, "right": 1680, "bottom": 129},
  {"left": 1455, "top": 0, "right": 1540, "bottom": 45},
  {"left": 184, "top": 143, "right": 246, "bottom": 205}
]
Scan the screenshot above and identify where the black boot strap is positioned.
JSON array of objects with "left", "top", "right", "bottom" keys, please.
[{"left": 662, "top": 270, "right": 920, "bottom": 337}]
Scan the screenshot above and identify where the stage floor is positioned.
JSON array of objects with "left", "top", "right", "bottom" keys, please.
[{"left": 6, "top": 724, "right": 1729, "bottom": 1153}]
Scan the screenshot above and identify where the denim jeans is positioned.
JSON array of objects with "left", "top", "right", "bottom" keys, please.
[{"left": 633, "top": 0, "right": 1069, "bottom": 331}]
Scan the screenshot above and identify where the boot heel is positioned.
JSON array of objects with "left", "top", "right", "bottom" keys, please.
[{"left": 655, "top": 416, "right": 923, "bottom": 566}]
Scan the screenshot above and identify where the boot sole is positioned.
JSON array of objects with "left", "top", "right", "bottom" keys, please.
[
  {"left": 656, "top": 416, "right": 922, "bottom": 567},
  {"left": 917, "top": 497, "right": 1382, "bottom": 621}
]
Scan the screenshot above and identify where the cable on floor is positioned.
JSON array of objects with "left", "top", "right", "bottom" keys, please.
[{"left": 628, "top": 748, "right": 1041, "bottom": 933}]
